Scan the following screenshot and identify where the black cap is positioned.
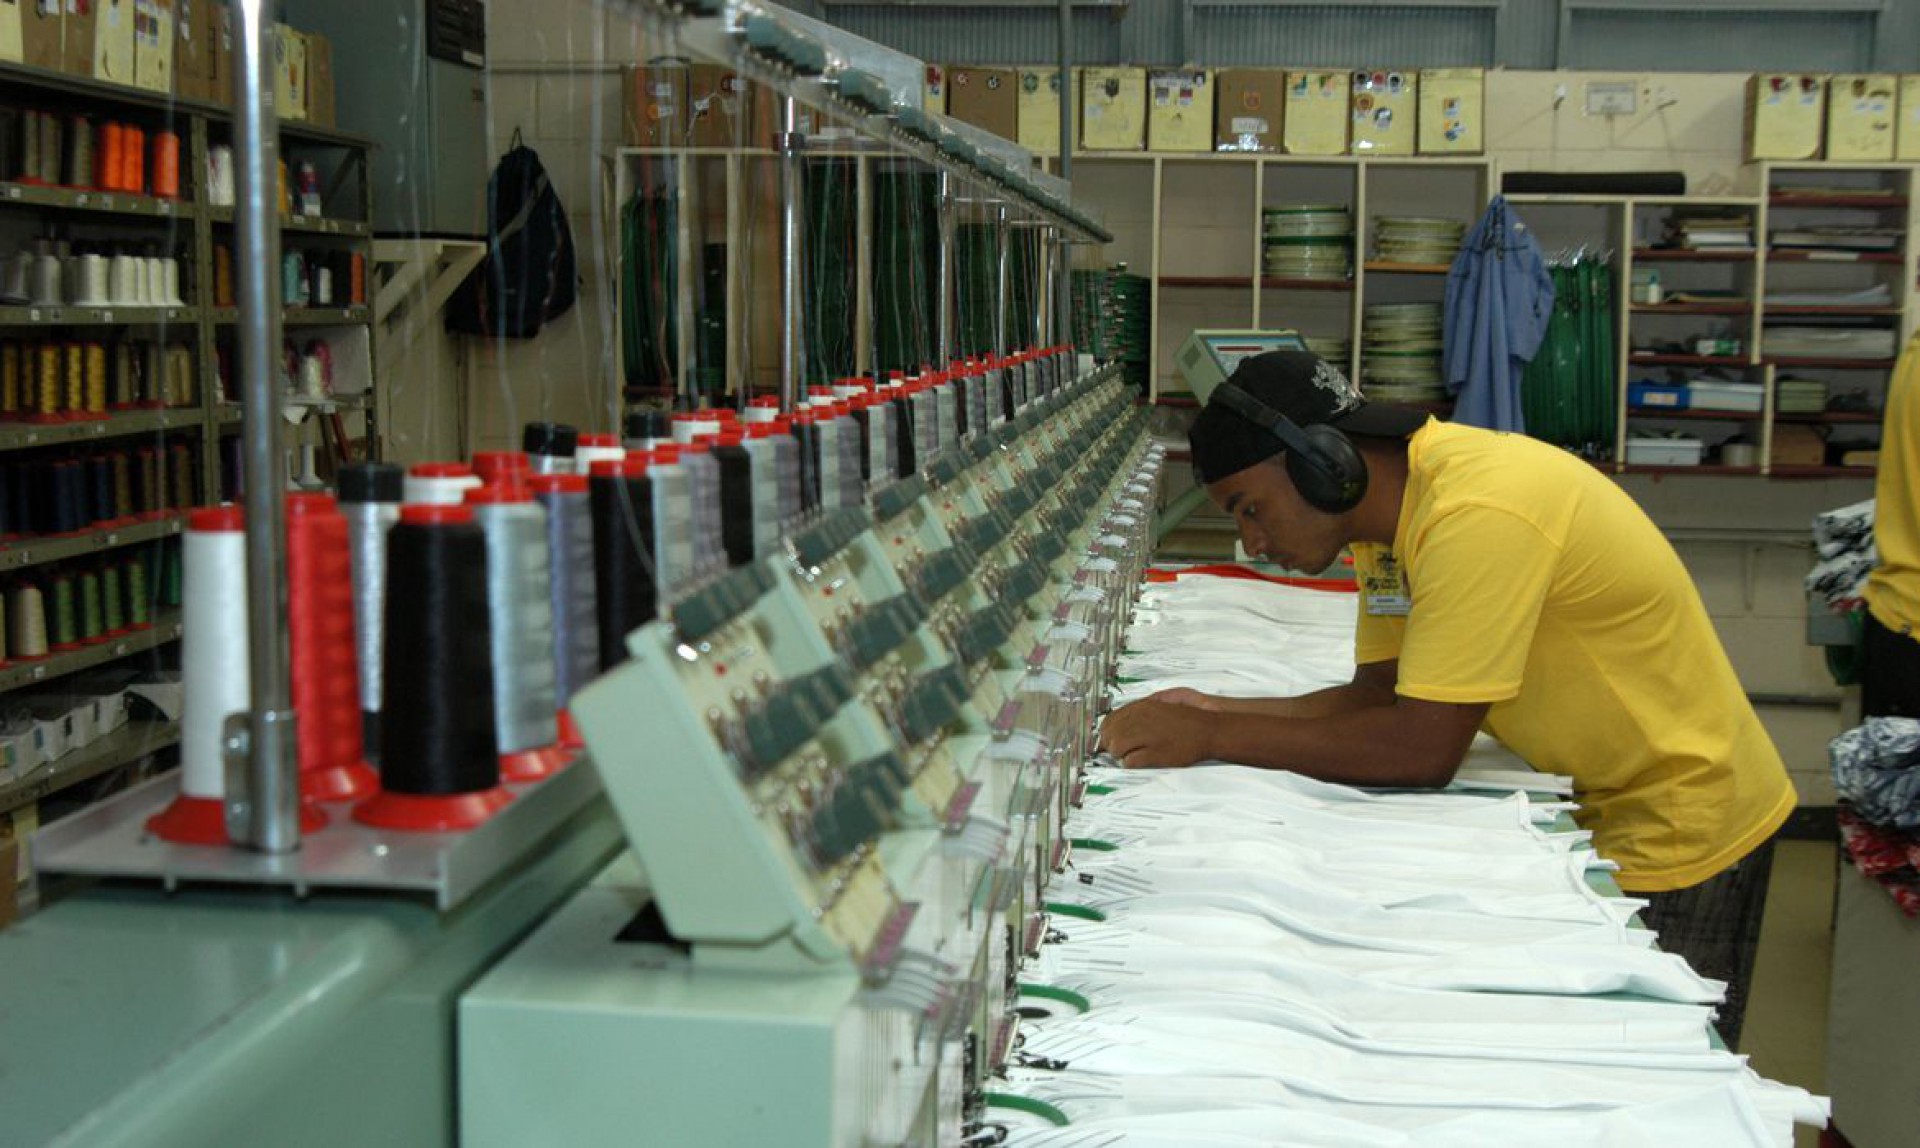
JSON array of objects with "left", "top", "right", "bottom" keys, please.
[
  {"left": 522, "top": 421, "right": 579, "bottom": 458},
  {"left": 1190, "top": 350, "right": 1429, "bottom": 483},
  {"left": 625, "top": 409, "right": 671, "bottom": 440},
  {"left": 336, "top": 461, "right": 404, "bottom": 503}
]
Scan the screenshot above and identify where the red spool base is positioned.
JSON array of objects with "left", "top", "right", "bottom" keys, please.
[
  {"left": 302, "top": 760, "right": 378, "bottom": 803},
  {"left": 147, "top": 794, "right": 329, "bottom": 845},
  {"left": 556, "top": 709, "right": 585, "bottom": 750},
  {"left": 351, "top": 787, "right": 514, "bottom": 833},
  {"left": 500, "top": 743, "right": 571, "bottom": 783}
]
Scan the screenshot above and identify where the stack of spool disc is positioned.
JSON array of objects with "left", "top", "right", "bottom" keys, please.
[
  {"left": 1303, "top": 335, "right": 1352, "bottom": 368},
  {"left": 1262, "top": 205, "right": 1353, "bottom": 281},
  {"left": 1361, "top": 302, "right": 1447, "bottom": 403},
  {"left": 1372, "top": 216, "right": 1466, "bottom": 266}
]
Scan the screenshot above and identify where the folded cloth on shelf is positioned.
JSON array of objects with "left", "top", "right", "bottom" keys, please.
[
  {"left": 1830, "top": 716, "right": 1920, "bottom": 829},
  {"left": 1837, "top": 804, "right": 1920, "bottom": 917},
  {"left": 1814, "top": 498, "right": 1876, "bottom": 559}
]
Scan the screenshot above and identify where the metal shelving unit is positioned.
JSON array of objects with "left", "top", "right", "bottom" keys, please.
[
  {"left": 0, "top": 611, "right": 182, "bottom": 693},
  {"left": 0, "top": 720, "right": 180, "bottom": 818},
  {"left": 0, "top": 516, "right": 184, "bottom": 573}
]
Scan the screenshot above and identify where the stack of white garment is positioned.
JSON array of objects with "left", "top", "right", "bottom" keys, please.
[{"left": 996, "top": 569, "right": 1828, "bottom": 1147}]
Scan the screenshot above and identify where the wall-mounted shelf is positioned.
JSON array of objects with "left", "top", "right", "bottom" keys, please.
[
  {"left": 1632, "top": 248, "right": 1757, "bottom": 263},
  {"left": 0, "top": 719, "right": 180, "bottom": 818},
  {"left": 0, "top": 611, "right": 181, "bottom": 694},
  {"left": 0, "top": 408, "right": 209, "bottom": 452},
  {"left": 0, "top": 181, "right": 191, "bottom": 219},
  {"left": 0, "top": 515, "right": 183, "bottom": 573}
]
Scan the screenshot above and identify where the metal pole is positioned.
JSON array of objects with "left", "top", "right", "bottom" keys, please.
[
  {"left": 936, "top": 170, "right": 955, "bottom": 366},
  {"left": 1057, "top": 0, "right": 1073, "bottom": 183},
  {"left": 225, "top": 0, "right": 298, "bottom": 854},
  {"left": 993, "top": 206, "right": 1010, "bottom": 359},
  {"left": 1038, "top": 225, "right": 1055, "bottom": 347},
  {"left": 778, "top": 97, "right": 805, "bottom": 412}
]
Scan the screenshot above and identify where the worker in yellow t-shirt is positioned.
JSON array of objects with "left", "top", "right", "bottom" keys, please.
[
  {"left": 1099, "top": 349, "right": 1795, "bottom": 1050},
  {"left": 1863, "top": 334, "right": 1920, "bottom": 718}
]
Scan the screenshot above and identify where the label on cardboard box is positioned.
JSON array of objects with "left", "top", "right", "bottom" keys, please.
[
  {"left": 1017, "top": 68, "right": 1078, "bottom": 153},
  {"left": 272, "top": 23, "right": 305, "bottom": 120},
  {"left": 92, "top": 0, "right": 133, "bottom": 84}
]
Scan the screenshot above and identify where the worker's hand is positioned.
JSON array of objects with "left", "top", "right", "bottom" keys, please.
[
  {"left": 1145, "top": 687, "right": 1223, "bottom": 711},
  {"left": 1097, "top": 698, "right": 1217, "bottom": 769}
]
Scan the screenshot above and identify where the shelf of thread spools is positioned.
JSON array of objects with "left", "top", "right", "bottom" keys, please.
[{"left": 0, "top": 539, "right": 183, "bottom": 692}]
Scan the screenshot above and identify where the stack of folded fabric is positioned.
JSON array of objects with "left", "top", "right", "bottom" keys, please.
[
  {"left": 1833, "top": 718, "right": 1920, "bottom": 917},
  {"left": 1805, "top": 498, "right": 1876, "bottom": 612},
  {"left": 991, "top": 568, "right": 1829, "bottom": 1147}
]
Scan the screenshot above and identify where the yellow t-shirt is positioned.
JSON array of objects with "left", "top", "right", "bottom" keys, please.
[
  {"left": 1352, "top": 420, "right": 1795, "bottom": 893},
  {"left": 1867, "top": 333, "right": 1920, "bottom": 635}
]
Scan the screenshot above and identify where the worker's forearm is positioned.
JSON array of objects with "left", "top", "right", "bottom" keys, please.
[
  {"left": 1199, "top": 704, "right": 1459, "bottom": 788},
  {"left": 1208, "top": 680, "right": 1397, "bottom": 720}
]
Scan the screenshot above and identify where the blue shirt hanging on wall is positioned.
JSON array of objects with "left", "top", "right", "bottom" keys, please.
[{"left": 1443, "top": 196, "right": 1555, "bottom": 432}]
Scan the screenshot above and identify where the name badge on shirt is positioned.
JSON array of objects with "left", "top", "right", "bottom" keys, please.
[{"left": 1362, "top": 553, "right": 1412, "bottom": 616}]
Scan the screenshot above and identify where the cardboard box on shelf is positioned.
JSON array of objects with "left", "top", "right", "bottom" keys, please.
[
  {"left": 22, "top": 1, "right": 60, "bottom": 71},
  {"left": 924, "top": 64, "right": 945, "bottom": 115},
  {"left": 1283, "top": 70, "right": 1349, "bottom": 155},
  {"left": 87, "top": 0, "right": 134, "bottom": 84},
  {"left": 1826, "top": 74, "right": 1895, "bottom": 162},
  {"left": 1771, "top": 424, "right": 1827, "bottom": 468},
  {"left": 132, "top": 0, "right": 171, "bottom": 94},
  {"left": 1746, "top": 73, "right": 1826, "bottom": 161},
  {"left": 172, "top": 0, "right": 206, "bottom": 100},
  {"left": 1016, "top": 67, "right": 1078, "bottom": 155},
  {"left": 1214, "top": 68, "right": 1284, "bottom": 152},
  {"left": 271, "top": 23, "right": 305, "bottom": 120},
  {"left": 1350, "top": 69, "right": 1416, "bottom": 155},
  {"left": 209, "top": 0, "right": 230, "bottom": 107},
  {"left": 622, "top": 63, "right": 690, "bottom": 148},
  {"left": 1146, "top": 68, "right": 1212, "bottom": 152},
  {"left": 0, "top": 1, "right": 24, "bottom": 63},
  {"left": 1081, "top": 66, "right": 1146, "bottom": 151},
  {"left": 947, "top": 67, "right": 1018, "bottom": 141},
  {"left": 1418, "top": 67, "right": 1482, "bottom": 154},
  {"left": 64, "top": 0, "right": 97, "bottom": 79},
  {"left": 689, "top": 65, "right": 770, "bottom": 148},
  {"left": 1898, "top": 76, "right": 1920, "bottom": 162},
  {"left": 305, "top": 30, "right": 333, "bottom": 126}
]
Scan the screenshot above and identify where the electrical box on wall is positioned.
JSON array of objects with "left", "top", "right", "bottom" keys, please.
[
  {"left": 285, "top": 0, "right": 488, "bottom": 237},
  {"left": 1827, "top": 74, "right": 1896, "bottom": 162},
  {"left": 1350, "top": 70, "right": 1415, "bottom": 155},
  {"left": 1746, "top": 74, "right": 1826, "bottom": 161},
  {"left": 1283, "top": 71, "right": 1348, "bottom": 155}
]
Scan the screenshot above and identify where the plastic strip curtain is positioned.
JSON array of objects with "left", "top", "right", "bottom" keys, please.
[
  {"left": 956, "top": 221, "right": 997, "bottom": 358},
  {"left": 803, "top": 158, "right": 856, "bottom": 387},
  {"left": 620, "top": 162, "right": 678, "bottom": 396},
  {"left": 873, "top": 162, "right": 937, "bottom": 374},
  {"left": 1520, "top": 254, "right": 1616, "bottom": 456}
]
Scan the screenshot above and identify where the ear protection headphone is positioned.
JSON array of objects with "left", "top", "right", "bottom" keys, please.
[{"left": 1211, "top": 383, "right": 1369, "bottom": 513}]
